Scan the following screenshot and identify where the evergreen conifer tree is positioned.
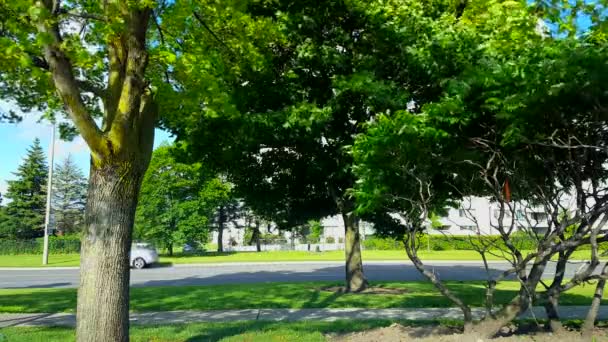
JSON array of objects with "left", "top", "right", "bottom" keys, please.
[
  {"left": 1, "top": 139, "right": 48, "bottom": 239},
  {"left": 53, "top": 155, "right": 87, "bottom": 235}
]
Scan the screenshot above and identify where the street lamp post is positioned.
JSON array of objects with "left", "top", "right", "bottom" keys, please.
[{"left": 42, "top": 123, "right": 55, "bottom": 265}]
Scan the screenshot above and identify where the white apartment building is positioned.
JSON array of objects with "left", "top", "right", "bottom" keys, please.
[
  {"left": 210, "top": 196, "right": 556, "bottom": 247},
  {"left": 211, "top": 214, "right": 376, "bottom": 248},
  {"left": 430, "top": 197, "right": 550, "bottom": 236}
]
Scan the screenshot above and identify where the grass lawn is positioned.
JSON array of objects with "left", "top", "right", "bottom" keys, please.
[
  {"left": 0, "top": 249, "right": 601, "bottom": 267},
  {"left": 0, "top": 281, "right": 604, "bottom": 314},
  {"left": 0, "top": 254, "right": 80, "bottom": 267},
  {"left": 0, "top": 320, "right": 446, "bottom": 342}
]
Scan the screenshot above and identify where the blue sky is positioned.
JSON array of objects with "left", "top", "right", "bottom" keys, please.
[{"left": 0, "top": 104, "right": 173, "bottom": 196}]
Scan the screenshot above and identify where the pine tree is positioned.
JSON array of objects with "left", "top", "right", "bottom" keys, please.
[
  {"left": 52, "top": 155, "right": 87, "bottom": 235},
  {"left": 0, "top": 138, "right": 48, "bottom": 239}
]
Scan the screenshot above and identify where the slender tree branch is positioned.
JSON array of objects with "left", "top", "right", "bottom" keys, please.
[{"left": 192, "top": 11, "right": 235, "bottom": 55}]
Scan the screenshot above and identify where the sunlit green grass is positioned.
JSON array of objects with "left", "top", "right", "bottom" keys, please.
[
  {"left": 0, "top": 281, "right": 604, "bottom": 314},
  {"left": 0, "top": 249, "right": 600, "bottom": 267},
  {"left": 0, "top": 254, "right": 80, "bottom": 267}
]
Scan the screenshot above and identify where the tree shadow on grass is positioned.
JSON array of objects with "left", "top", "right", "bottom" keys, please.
[
  {"left": 0, "top": 289, "right": 76, "bottom": 313},
  {"left": 2, "top": 264, "right": 605, "bottom": 314},
  {"left": 177, "top": 320, "right": 396, "bottom": 342}
]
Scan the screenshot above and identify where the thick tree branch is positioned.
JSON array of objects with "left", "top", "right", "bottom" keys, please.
[
  {"left": 104, "top": 38, "right": 126, "bottom": 132},
  {"left": 34, "top": 0, "right": 105, "bottom": 156},
  {"left": 108, "top": 5, "right": 151, "bottom": 143}
]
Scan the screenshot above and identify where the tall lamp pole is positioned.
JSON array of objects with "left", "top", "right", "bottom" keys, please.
[{"left": 42, "top": 122, "right": 56, "bottom": 265}]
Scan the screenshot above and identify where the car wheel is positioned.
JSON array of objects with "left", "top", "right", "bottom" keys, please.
[{"left": 133, "top": 257, "right": 146, "bottom": 269}]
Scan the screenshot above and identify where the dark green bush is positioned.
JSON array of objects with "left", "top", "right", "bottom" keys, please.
[
  {"left": 0, "top": 236, "right": 81, "bottom": 255},
  {"left": 362, "top": 237, "right": 401, "bottom": 250},
  {"left": 362, "top": 234, "right": 608, "bottom": 251}
]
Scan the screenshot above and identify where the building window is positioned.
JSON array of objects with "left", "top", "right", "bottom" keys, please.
[
  {"left": 493, "top": 209, "right": 512, "bottom": 219},
  {"left": 460, "top": 225, "right": 476, "bottom": 231},
  {"left": 516, "top": 210, "right": 525, "bottom": 220},
  {"left": 531, "top": 212, "right": 548, "bottom": 221},
  {"left": 458, "top": 208, "right": 475, "bottom": 217}
]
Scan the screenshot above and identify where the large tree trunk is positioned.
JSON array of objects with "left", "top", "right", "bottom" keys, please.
[
  {"left": 254, "top": 221, "right": 261, "bottom": 252},
  {"left": 342, "top": 212, "right": 367, "bottom": 292},
  {"left": 217, "top": 206, "right": 225, "bottom": 253},
  {"left": 167, "top": 243, "right": 173, "bottom": 257},
  {"left": 76, "top": 162, "right": 144, "bottom": 342}
]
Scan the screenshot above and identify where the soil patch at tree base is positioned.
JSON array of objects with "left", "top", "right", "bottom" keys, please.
[
  {"left": 330, "top": 323, "right": 608, "bottom": 342},
  {"left": 320, "top": 286, "right": 408, "bottom": 295}
]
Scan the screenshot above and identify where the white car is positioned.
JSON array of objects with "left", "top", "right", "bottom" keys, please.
[{"left": 130, "top": 243, "right": 159, "bottom": 269}]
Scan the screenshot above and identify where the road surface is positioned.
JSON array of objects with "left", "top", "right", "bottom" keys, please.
[{"left": 0, "top": 260, "right": 595, "bottom": 289}]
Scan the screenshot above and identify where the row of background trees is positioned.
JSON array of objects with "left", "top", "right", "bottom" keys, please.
[
  {"left": 134, "top": 143, "right": 327, "bottom": 254},
  {"left": 0, "top": 139, "right": 86, "bottom": 239},
  {"left": 0, "top": 139, "right": 312, "bottom": 254}
]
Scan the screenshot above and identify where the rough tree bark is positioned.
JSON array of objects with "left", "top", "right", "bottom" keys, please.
[
  {"left": 76, "top": 161, "right": 147, "bottom": 341},
  {"left": 342, "top": 212, "right": 368, "bottom": 292},
  {"left": 217, "top": 206, "right": 225, "bottom": 252}
]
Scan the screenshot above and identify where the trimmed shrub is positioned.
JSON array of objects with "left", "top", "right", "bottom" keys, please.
[{"left": 362, "top": 234, "right": 608, "bottom": 251}]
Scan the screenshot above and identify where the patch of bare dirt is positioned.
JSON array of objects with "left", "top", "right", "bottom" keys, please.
[
  {"left": 330, "top": 323, "right": 608, "bottom": 342},
  {"left": 320, "top": 286, "right": 408, "bottom": 295}
]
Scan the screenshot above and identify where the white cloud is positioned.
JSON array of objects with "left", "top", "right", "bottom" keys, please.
[{"left": 0, "top": 180, "right": 7, "bottom": 196}]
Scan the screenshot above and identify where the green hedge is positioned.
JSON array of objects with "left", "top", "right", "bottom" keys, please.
[
  {"left": 362, "top": 235, "right": 608, "bottom": 251},
  {"left": 0, "top": 236, "right": 81, "bottom": 255}
]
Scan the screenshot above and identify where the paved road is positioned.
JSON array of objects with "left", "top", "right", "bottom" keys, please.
[
  {"left": 3, "top": 306, "right": 607, "bottom": 327},
  {"left": 0, "top": 260, "right": 596, "bottom": 289}
]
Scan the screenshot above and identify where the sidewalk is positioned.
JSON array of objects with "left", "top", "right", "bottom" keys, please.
[{"left": 2, "top": 306, "right": 607, "bottom": 328}]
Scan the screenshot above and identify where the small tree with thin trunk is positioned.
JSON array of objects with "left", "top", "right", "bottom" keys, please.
[{"left": 353, "top": 17, "right": 608, "bottom": 336}]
